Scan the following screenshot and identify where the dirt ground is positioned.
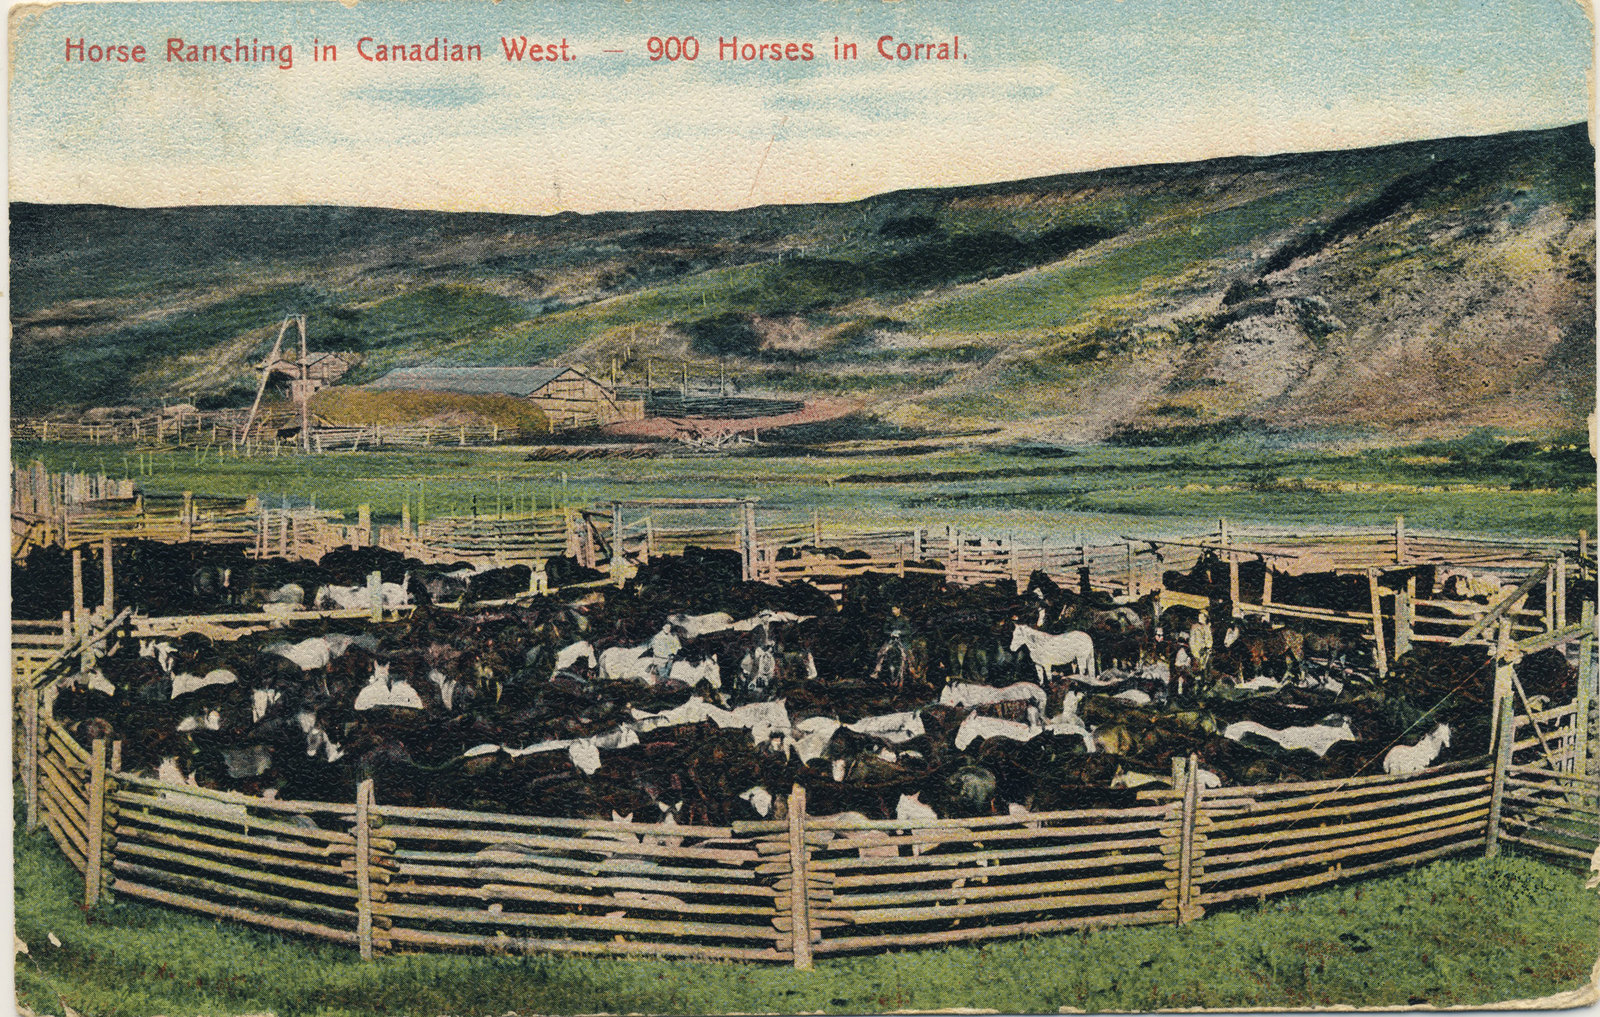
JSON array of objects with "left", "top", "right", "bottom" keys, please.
[{"left": 599, "top": 396, "right": 867, "bottom": 442}]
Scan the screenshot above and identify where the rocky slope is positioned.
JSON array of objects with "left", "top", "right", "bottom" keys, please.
[{"left": 11, "top": 123, "right": 1593, "bottom": 442}]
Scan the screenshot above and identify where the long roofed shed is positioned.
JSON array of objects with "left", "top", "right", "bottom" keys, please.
[
  {"left": 367, "top": 366, "right": 577, "bottom": 396},
  {"left": 366, "top": 365, "right": 644, "bottom": 428}
]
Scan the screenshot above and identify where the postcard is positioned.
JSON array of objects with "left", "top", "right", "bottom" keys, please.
[{"left": 8, "top": 1, "right": 1599, "bottom": 1015}]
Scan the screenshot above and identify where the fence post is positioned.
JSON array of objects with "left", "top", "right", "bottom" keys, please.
[
  {"left": 1170, "top": 754, "right": 1204, "bottom": 924},
  {"left": 1392, "top": 578, "right": 1411, "bottom": 658},
  {"left": 355, "top": 778, "right": 376, "bottom": 960},
  {"left": 1485, "top": 695, "right": 1515, "bottom": 858},
  {"left": 1555, "top": 555, "right": 1567, "bottom": 627},
  {"left": 812, "top": 510, "right": 822, "bottom": 548},
  {"left": 101, "top": 535, "right": 114, "bottom": 619},
  {"left": 85, "top": 738, "right": 108, "bottom": 906},
  {"left": 72, "top": 548, "right": 86, "bottom": 635},
  {"left": 611, "top": 502, "right": 626, "bottom": 587},
  {"left": 787, "top": 783, "right": 814, "bottom": 969},
  {"left": 1367, "top": 568, "right": 1388, "bottom": 678},
  {"left": 182, "top": 491, "right": 194, "bottom": 542},
  {"left": 1491, "top": 618, "right": 1514, "bottom": 747},
  {"left": 1394, "top": 515, "right": 1406, "bottom": 564},
  {"left": 1576, "top": 600, "right": 1595, "bottom": 778},
  {"left": 24, "top": 689, "right": 39, "bottom": 832},
  {"left": 741, "top": 501, "right": 758, "bottom": 582},
  {"left": 1227, "top": 551, "right": 1241, "bottom": 618},
  {"left": 367, "top": 571, "right": 383, "bottom": 622},
  {"left": 1544, "top": 564, "right": 1556, "bottom": 632},
  {"left": 357, "top": 504, "right": 371, "bottom": 548}
]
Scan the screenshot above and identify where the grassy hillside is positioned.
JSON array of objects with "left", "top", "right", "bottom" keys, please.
[{"left": 11, "top": 124, "right": 1593, "bottom": 441}]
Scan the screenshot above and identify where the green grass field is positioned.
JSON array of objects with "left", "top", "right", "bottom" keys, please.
[
  {"left": 14, "top": 809, "right": 1597, "bottom": 1017},
  {"left": 17, "top": 429, "right": 1595, "bottom": 544}
]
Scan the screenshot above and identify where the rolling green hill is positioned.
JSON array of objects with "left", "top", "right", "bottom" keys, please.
[{"left": 10, "top": 123, "right": 1594, "bottom": 442}]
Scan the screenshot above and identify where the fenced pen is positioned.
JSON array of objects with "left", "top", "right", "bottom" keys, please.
[
  {"left": 15, "top": 596, "right": 1599, "bottom": 967},
  {"left": 12, "top": 466, "right": 1600, "bottom": 965}
]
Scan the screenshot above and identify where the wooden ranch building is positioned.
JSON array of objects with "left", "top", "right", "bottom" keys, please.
[
  {"left": 366, "top": 366, "right": 645, "bottom": 429},
  {"left": 261, "top": 350, "right": 362, "bottom": 393}
]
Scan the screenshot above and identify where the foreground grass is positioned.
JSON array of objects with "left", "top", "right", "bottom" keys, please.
[{"left": 14, "top": 815, "right": 1597, "bottom": 1017}]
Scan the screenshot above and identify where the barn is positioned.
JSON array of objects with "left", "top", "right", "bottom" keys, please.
[
  {"left": 261, "top": 350, "right": 362, "bottom": 393},
  {"left": 366, "top": 366, "right": 645, "bottom": 428}
]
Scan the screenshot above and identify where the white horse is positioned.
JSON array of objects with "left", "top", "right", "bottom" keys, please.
[
  {"left": 1010, "top": 624, "right": 1095, "bottom": 682},
  {"left": 1382, "top": 723, "right": 1451, "bottom": 774},
  {"left": 1223, "top": 714, "right": 1356, "bottom": 758},
  {"left": 598, "top": 643, "right": 656, "bottom": 682},
  {"left": 553, "top": 640, "right": 597, "bottom": 675}
]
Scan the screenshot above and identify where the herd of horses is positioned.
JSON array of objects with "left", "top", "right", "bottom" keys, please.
[{"left": 32, "top": 539, "right": 1580, "bottom": 829}]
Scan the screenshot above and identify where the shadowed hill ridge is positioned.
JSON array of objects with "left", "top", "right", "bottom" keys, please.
[{"left": 11, "top": 123, "right": 1594, "bottom": 441}]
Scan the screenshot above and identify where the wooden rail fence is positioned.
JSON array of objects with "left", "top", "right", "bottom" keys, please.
[
  {"left": 24, "top": 606, "right": 1597, "bottom": 968},
  {"left": 27, "top": 734, "right": 1591, "bottom": 965}
]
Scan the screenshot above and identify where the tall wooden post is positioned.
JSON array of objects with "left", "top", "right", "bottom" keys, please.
[
  {"left": 611, "top": 502, "right": 626, "bottom": 587},
  {"left": 181, "top": 491, "right": 194, "bottom": 542},
  {"left": 356, "top": 778, "right": 376, "bottom": 960},
  {"left": 1394, "top": 515, "right": 1406, "bottom": 564},
  {"left": 367, "top": 571, "right": 383, "bottom": 622},
  {"left": 72, "top": 548, "right": 86, "bottom": 634},
  {"left": 400, "top": 500, "right": 411, "bottom": 536},
  {"left": 85, "top": 739, "right": 108, "bottom": 906},
  {"left": 1544, "top": 564, "right": 1556, "bottom": 632},
  {"left": 787, "top": 784, "right": 814, "bottom": 969},
  {"left": 357, "top": 504, "right": 371, "bottom": 548},
  {"left": 100, "top": 535, "right": 115, "bottom": 618},
  {"left": 23, "top": 690, "right": 39, "bottom": 832},
  {"left": 741, "top": 501, "right": 759, "bottom": 582},
  {"left": 1490, "top": 619, "right": 1514, "bottom": 753},
  {"left": 1227, "top": 553, "right": 1241, "bottom": 619},
  {"left": 1260, "top": 569, "right": 1274, "bottom": 625},
  {"left": 1576, "top": 600, "right": 1595, "bottom": 778},
  {"left": 1485, "top": 694, "right": 1514, "bottom": 859},
  {"left": 1366, "top": 568, "right": 1388, "bottom": 678},
  {"left": 1125, "top": 541, "right": 1137, "bottom": 599},
  {"left": 1554, "top": 555, "right": 1567, "bottom": 627},
  {"left": 1394, "top": 576, "right": 1414, "bottom": 658},
  {"left": 1175, "top": 752, "right": 1203, "bottom": 925},
  {"left": 812, "top": 510, "right": 822, "bottom": 548}
]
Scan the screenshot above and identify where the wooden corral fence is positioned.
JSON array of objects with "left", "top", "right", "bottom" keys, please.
[
  {"left": 12, "top": 463, "right": 137, "bottom": 517},
  {"left": 309, "top": 423, "right": 540, "bottom": 452},
  {"left": 14, "top": 408, "right": 261, "bottom": 449},
  {"left": 13, "top": 466, "right": 264, "bottom": 551},
  {"left": 17, "top": 408, "right": 568, "bottom": 452},
  {"left": 19, "top": 599, "right": 1597, "bottom": 967},
  {"left": 24, "top": 730, "right": 1595, "bottom": 968}
]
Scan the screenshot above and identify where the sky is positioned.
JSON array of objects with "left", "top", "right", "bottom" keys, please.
[{"left": 6, "top": 0, "right": 1594, "bottom": 214}]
